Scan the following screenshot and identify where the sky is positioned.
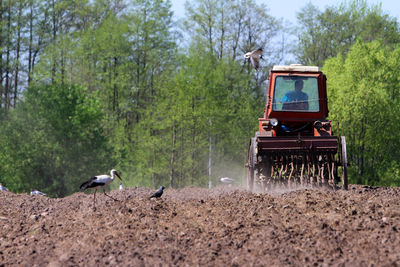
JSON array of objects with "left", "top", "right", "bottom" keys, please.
[{"left": 170, "top": 0, "right": 400, "bottom": 23}]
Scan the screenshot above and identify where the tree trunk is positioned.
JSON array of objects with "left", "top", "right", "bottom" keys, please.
[
  {"left": 5, "top": 1, "right": 11, "bottom": 111},
  {"left": 113, "top": 57, "right": 118, "bottom": 114},
  {"left": 28, "top": 0, "right": 33, "bottom": 86},
  {"left": 219, "top": 6, "right": 224, "bottom": 59},
  {"left": 60, "top": 40, "right": 65, "bottom": 84},
  {"left": 0, "top": 0, "right": 4, "bottom": 108},
  {"left": 169, "top": 123, "right": 176, "bottom": 188},
  {"left": 51, "top": 0, "right": 57, "bottom": 83},
  {"left": 14, "top": 0, "right": 23, "bottom": 107}
]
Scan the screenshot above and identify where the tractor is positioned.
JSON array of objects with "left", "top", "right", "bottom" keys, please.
[{"left": 246, "top": 64, "right": 348, "bottom": 192}]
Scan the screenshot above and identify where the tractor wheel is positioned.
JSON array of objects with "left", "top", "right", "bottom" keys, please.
[
  {"left": 247, "top": 137, "right": 257, "bottom": 192},
  {"left": 341, "top": 136, "right": 348, "bottom": 190}
]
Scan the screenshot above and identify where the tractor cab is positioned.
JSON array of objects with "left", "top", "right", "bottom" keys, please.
[{"left": 259, "top": 64, "right": 331, "bottom": 137}]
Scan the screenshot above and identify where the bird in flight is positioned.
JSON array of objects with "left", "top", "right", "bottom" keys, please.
[
  {"left": 149, "top": 186, "right": 165, "bottom": 199},
  {"left": 80, "top": 169, "right": 122, "bottom": 209},
  {"left": 244, "top": 48, "right": 263, "bottom": 70}
]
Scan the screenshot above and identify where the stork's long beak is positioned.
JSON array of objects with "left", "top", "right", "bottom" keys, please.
[{"left": 116, "top": 172, "right": 122, "bottom": 180}]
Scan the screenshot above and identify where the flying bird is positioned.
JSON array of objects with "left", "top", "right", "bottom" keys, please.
[
  {"left": 30, "top": 190, "right": 46, "bottom": 196},
  {"left": 0, "top": 184, "right": 9, "bottom": 191},
  {"left": 220, "top": 177, "right": 234, "bottom": 184},
  {"left": 149, "top": 186, "right": 165, "bottom": 199},
  {"left": 244, "top": 48, "right": 263, "bottom": 70},
  {"left": 80, "top": 169, "right": 122, "bottom": 208}
]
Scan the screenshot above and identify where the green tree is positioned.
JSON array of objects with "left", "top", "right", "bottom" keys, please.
[
  {"left": 296, "top": 0, "right": 400, "bottom": 66},
  {"left": 184, "top": 0, "right": 283, "bottom": 66},
  {"left": 150, "top": 40, "right": 263, "bottom": 188},
  {"left": 323, "top": 40, "right": 400, "bottom": 186},
  {"left": 0, "top": 83, "right": 112, "bottom": 196},
  {"left": 97, "top": 0, "right": 178, "bottom": 188}
]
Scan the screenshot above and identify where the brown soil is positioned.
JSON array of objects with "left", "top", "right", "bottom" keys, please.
[{"left": 1, "top": 184, "right": 400, "bottom": 266}]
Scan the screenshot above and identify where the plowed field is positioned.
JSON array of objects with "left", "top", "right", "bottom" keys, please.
[{"left": 1, "top": 185, "right": 400, "bottom": 266}]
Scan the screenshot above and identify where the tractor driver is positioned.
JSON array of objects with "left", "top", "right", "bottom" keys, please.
[{"left": 281, "top": 79, "right": 309, "bottom": 111}]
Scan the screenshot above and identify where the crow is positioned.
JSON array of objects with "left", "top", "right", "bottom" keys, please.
[{"left": 149, "top": 186, "right": 165, "bottom": 199}]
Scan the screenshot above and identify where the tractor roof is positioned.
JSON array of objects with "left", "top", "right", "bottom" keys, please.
[{"left": 272, "top": 64, "right": 320, "bottom": 72}]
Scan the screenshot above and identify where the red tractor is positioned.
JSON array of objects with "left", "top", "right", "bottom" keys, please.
[{"left": 246, "top": 64, "right": 348, "bottom": 192}]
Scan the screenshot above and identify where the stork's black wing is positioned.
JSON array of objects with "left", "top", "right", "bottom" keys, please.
[{"left": 80, "top": 177, "right": 98, "bottom": 190}]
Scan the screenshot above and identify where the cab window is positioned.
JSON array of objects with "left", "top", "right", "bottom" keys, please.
[{"left": 272, "top": 76, "right": 320, "bottom": 112}]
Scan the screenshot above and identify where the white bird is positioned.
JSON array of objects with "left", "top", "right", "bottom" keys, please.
[
  {"left": 119, "top": 183, "right": 123, "bottom": 190},
  {"left": 244, "top": 48, "right": 263, "bottom": 70},
  {"left": 0, "top": 183, "right": 9, "bottom": 191},
  {"left": 30, "top": 190, "right": 46, "bottom": 196},
  {"left": 220, "top": 177, "right": 234, "bottom": 184},
  {"left": 80, "top": 169, "right": 122, "bottom": 208}
]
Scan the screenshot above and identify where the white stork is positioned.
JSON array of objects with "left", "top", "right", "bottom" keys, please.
[
  {"left": 80, "top": 169, "right": 122, "bottom": 208},
  {"left": 244, "top": 47, "right": 263, "bottom": 70}
]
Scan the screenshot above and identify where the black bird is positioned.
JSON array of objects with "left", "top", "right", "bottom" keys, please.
[{"left": 149, "top": 186, "right": 165, "bottom": 199}]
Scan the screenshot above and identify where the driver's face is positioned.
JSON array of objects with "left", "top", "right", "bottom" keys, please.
[{"left": 295, "top": 81, "right": 303, "bottom": 91}]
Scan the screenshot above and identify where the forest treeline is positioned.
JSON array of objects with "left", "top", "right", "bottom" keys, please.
[{"left": 0, "top": 0, "right": 399, "bottom": 197}]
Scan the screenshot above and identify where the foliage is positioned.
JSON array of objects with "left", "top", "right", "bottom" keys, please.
[
  {"left": 296, "top": 0, "right": 400, "bottom": 66},
  {"left": 0, "top": 83, "right": 112, "bottom": 196},
  {"left": 323, "top": 40, "right": 400, "bottom": 186},
  {"left": 155, "top": 46, "right": 262, "bottom": 187}
]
